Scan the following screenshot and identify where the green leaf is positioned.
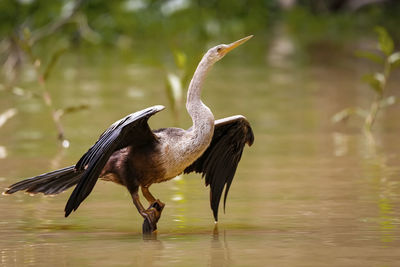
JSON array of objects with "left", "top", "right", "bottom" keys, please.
[
  {"left": 332, "top": 109, "right": 351, "bottom": 123},
  {"left": 331, "top": 107, "right": 367, "bottom": 123},
  {"left": 362, "top": 73, "right": 384, "bottom": 93},
  {"left": 173, "top": 50, "right": 187, "bottom": 70},
  {"left": 62, "top": 104, "right": 90, "bottom": 114},
  {"left": 0, "top": 108, "right": 17, "bottom": 128},
  {"left": 355, "top": 50, "right": 384, "bottom": 64},
  {"left": 374, "top": 26, "right": 394, "bottom": 56},
  {"left": 165, "top": 72, "right": 183, "bottom": 111},
  {"left": 388, "top": 52, "right": 400, "bottom": 69},
  {"left": 56, "top": 104, "right": 89, "bottom": 119},
  {"left": 23, "top": 27, "right": 31, "bottom": 41},
  {"left": 43, "top": 47, "right": 68, "bottom": 81},
  {"left": 379, "top": 96, "right": 396, "bottom": 108}
]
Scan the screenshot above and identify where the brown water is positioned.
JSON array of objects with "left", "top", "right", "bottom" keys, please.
[{"left": 1, "top": 37, "right": 400, "bottom": 266}]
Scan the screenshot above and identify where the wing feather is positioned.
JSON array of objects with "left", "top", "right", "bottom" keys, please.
[
  {"left": 64, "top": 105, "right": 165, "bottom": 217},
  {"left": 184, "top": 115, "right": 254, "bottom": 221}
]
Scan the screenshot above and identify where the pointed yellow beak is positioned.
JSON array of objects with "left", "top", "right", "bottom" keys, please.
[{"left": 219, "top": 35, "right": 253, "bottom": 55}]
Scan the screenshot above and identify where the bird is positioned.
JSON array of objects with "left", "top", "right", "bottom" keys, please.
[{"left": 4, "top": 35, "right": 255, "bottom": 233}]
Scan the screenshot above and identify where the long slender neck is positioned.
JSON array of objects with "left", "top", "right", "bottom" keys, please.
[{"left": 186, "top": 56, "right": 215, "bottom": 130}]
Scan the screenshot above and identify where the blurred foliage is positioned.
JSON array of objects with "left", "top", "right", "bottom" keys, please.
[
  {"left": 1, "top": 1, "right": 400, "bottom": 68},
  {"left": 2, "top": 0, "right": 400, "bottom": 141},
  {"left": 284, "top": 1, "right": 400, "bottom": 52},
  {"left": 0, "top": 0, "right": 281, "bottom": 130},
  {"left": 0, "top": 0, "right": 89, "bottom": 146},
  {"left": 0, "top": 0, "right": 278, "bottom": 47},
  {"left": 332, "top": 26, "right": 399, "bottom": 134},
  {"left": 0, "top": 108, "right": 17, "bottom": 128}
]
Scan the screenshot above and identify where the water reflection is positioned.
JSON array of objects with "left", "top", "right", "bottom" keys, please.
[
  {"left": 139, "top": 234, "right": 164, "bottom": 266},
  {"left": 50, "top": 146, "right": 67, "bottom": 170},
  {"left": 332, "top": 132, "right": 349, "bottom": 157},
  {"left": 361, "top": 141, "right": 398, "bottom": 244},
  {"left": 0, "top": 145, "right": 6, "bottom": 159},
  {"left": 140, "top": 225, "right": 233, "bottom": 267},
  {"left": 210, "top": 224, "right": 232, "bottom": 267},
  {"left": 138, "top": 226, "right": 233, "bottom": 266}
]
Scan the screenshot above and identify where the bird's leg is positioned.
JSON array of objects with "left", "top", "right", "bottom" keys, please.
[
  {"left": 141, "top": 186, "right": 156, "bottom": 203},
  {"left": 141, "top": 186, "right": 165, "bottom": 212},
  {"left": 131, "top": 190, "right": 160, "bottom": 234}
]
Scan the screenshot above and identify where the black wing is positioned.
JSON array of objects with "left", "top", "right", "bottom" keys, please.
[
  {"left": 184, "top": 115, "right": 254, "bottom": 221},
  {"left": 65, "top": 105, "right": 165, "bottom": 217}
]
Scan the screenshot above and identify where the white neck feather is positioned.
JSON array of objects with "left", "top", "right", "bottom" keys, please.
[
  {"left": 186, "top": 55, "right": 215, "bottom": 148},
  {"left": 156, "top": 52, "right": 217, "bottom": 179}
]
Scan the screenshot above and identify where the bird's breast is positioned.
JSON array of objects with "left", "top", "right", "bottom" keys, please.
[{"left": 155, "top": 125, "right": 214, "bottom": 181}]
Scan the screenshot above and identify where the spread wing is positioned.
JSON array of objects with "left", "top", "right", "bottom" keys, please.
[
  {"left": 64, "top": 105, "right": 165, "bottom": 217},
  {"left": 184, "top": 115, "right": 254, "bottom": 221}
]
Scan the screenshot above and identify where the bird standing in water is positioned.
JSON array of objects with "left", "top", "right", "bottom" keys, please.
[{"left": 4, "top": 36, "right": 254, "bottom": 233}]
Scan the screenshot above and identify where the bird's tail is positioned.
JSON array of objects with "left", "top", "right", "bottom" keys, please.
[{"left": 3, "top": 166, "right": 82, "bottom": 196}]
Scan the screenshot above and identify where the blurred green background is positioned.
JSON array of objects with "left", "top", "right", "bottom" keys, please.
[
  {"left": 2, "top": 0, "right": 400, "bottom": 80},
  {"left": 2, "top": 0, "right": 400, "bottom": 136}
]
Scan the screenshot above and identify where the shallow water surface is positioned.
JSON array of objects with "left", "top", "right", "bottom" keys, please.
[{"left": 1, "top": 42, "right": 400, "bottom": 266}]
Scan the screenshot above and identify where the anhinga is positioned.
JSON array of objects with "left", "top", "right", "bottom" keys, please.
[{"left": 4, "top": 36, "right": 254, "bottom": 233}]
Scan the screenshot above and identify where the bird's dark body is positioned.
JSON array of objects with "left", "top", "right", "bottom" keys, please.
[
  {"left": 101, "top": 144, "right": 165, "bottom": 188},
  {"left": 100, "top": 126, "right": 203, "bottom": 191},
  {"left": 4, "top": 36, "right": 255, "bottom": 233},
  {"left": 100, "top": 129, "right": 184, "bottom": 188}
]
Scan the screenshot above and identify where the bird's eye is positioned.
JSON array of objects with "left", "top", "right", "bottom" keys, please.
[{"left": 217, "top": 47, "right": 222, "bottom": 52}]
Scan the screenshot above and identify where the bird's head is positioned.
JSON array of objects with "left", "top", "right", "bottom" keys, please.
[{"left": 205, "top": 35, "right": 253, "bottom": 63}]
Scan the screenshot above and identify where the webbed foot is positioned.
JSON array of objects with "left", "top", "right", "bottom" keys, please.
[
  {"left": 150, "top": 199, "right": 165, "bottom": 213},
  {"left": 142, "top": 206, "right": 162, "bottom": 234},
  {"left": 142, "top": 199, "right": 165, "bottom": 234}
]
